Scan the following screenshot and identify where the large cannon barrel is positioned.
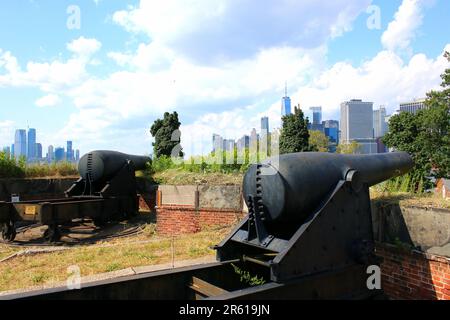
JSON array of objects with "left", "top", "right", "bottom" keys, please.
[
  {"left": 78, "top": 150, "right": 151, "bottom": 183},
  {"left": 243, "top": 152, "right": 413, "bottom": 223}
]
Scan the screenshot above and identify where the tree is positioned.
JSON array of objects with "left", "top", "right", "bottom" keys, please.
[
  {"left": 336, "top": 140, "right": 361, "bottom": 154},
  {"left": 279, "top": 106, "right": 312, "bottom": 154},
  {"left": 382, "top": 51, "right": 450, "bottom": 189},
  {"left": 309, "top": 130, "right": 330, "bottom": 152},
  {"left": 150, "top": 112, "right": 184, "bottom": 158}
]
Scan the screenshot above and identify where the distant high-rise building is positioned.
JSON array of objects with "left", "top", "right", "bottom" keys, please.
[
  {"left": 223, "top": 139, "right": 235, "bottom": 152},
  {"left": 250, "top": 128, "right": 258, "bottom": 150},
  {"left": 27, "top": 128, "right": 36, "bottom": 161},
  {"left": 310, "top": 107, "right": 322, "bottom": 125},
  {"left": 236, "top": 135, "right": 250, "bottom": 151},
  {"left": 14, "top": 129, "right": 27, "bottom": 159},
  {"left": 323, "top": 120, "right": 340, "bottom": 145},
  {"left": 36, "top": 143, "right": 42, "bottom": 160},
  {"left": 281, "top": 83, "right": 291, "bottom": 116},
  {"left": 11, "top": 144, "right": 14, "bottom": 159},
  {"left": 75, "top": 149, "right": 80, "bottom": 161},
  {"left": 54, "top": 147, "right": 65, "bottom": 162},
  {"left": 399, "top": 98, "right": 427, "bottom": 114},
  {"left": 47, "top": 145, "right": 54, "bottom": 163},
  {"left": 66, "top": 141, "right": 73, "bottom": 161},
  {"left": 261, "top": 117, "right": 269, "bottom": 136},
  {"left": 340, "top": 99, "right": 377, "bottom": 154},
  {"left": 373, "top": 106, "right": 388, "bottom": 138},
  {"left": 212, "top": 134, "right": 223, "bottom": 153}
]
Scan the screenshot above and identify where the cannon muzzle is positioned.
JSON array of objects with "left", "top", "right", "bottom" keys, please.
[
  {"left": 78, "top": 150, "right": 151, "bottom": 183},
  {"left": 243, "top": 152, "right": 413, "bottom": 223}
]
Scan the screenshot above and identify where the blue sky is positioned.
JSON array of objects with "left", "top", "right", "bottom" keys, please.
[{"left": 0, "top": 0, "right": 449, "bottom": 156}]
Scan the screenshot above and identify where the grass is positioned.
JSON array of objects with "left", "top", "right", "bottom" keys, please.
[
  {"left": 370, "top": 188, "right": 450, "bottom": 209},
  {"left": 0, "top": 225, "right": 232, "bottom": 293},
  {"left": 152, "top": 168, "right": 243, "bottom": 185}
]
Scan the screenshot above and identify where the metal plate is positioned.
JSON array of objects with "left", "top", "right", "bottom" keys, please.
[{"left": 24, "top": 206, "right": 36, "bottom": 215}]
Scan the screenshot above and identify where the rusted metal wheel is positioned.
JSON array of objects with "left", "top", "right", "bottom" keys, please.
[{"left": 1, "top": 221, "right": 16, "bottom": 242}]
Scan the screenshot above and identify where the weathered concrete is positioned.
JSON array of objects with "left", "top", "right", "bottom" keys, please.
[
  {"left": 159, "top": 185, "right": 197, "bottom": 206},
  {"left": 372, "top": 202, "right": 450, "bottom": 256},
  {"left": 198, "top": 185, "right": 242, "bottom": 210}
]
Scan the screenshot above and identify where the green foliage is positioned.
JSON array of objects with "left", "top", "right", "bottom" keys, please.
[
  {"left": 0, "top": 152, "right": 25, "bottom": 178},
  {"left": 148, "top": 147, "right": 262, "bottom": 178},
  {"left": 150, "top": 112, "right": 184, "bottom": 158},
  {"left": 336, "top": 140, "right": 362, "bottom": 154},
  {"left": 231, "top": 263, "right": 266, "bottom": 287},
  {"left": 0, "top": 154, "right": 78, "bottom": 179},
  {"left": 24, "top": 162, "right": 78, "bottom": 178},
  {"left": 279, "top": 106, "right": 312, "bottom": 154},
  {"left": 309, "top": 130, "right": 330, "bottom": 152},
  {"left": 382, "top": 51, "right": 450, "bottom": 192}
]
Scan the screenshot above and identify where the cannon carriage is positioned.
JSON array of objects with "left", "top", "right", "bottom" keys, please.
[{"left": 0, "top": 150, "right": 151, "bottom": 242}]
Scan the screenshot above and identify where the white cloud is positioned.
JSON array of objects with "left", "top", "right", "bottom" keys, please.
[
  {"left": 381, "top": 0, "right": 430, "bottom": 52},
  {"left": 0, "top": 37, "right": 101, "bottom": 92},
  {"left": 113, "top": 0, "right": 371, "bottom": 63},
  {"left": 67, "top": 36, "right": 102, "bottom": 57},
  {"left": 35, "top": 94, "right": 61, "bottom": 107}
]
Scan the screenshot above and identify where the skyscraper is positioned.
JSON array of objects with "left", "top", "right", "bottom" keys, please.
[
  {"left": 36, "top": 143, "right": 42, "bottom": 160},
  {"left": 212, "top": 134, "right": 223, "bottom": 152},
  {"left": 373, "top": 106, "right": 388, "bottom": 138},
  {"left": 281, "top": 83, "right": 291, "bottom": 116},
  {"left": 14, "top": 129, "right": 27, "bottom": 159},
  {"left": 310, "top": 107, "right": 322, "bottom": 125},
  {"left": 54, "top": 147, "right": 65, "bottom": 162},
  {"left": 323, "top": 120, "right": 340, "bottom": 145},
  {"left": 47, "top": 145, "right": 54, "bottom": 163},
  {"left": 261, "top": 117, "right": 269, "bottom": 136},
  {"left": 75, "top": 149, "right": 80, "bottom": 161},
  {"left": 27, "top": 128, "right": 36, "bottom": 161},
  {"left": 340, "top": 99, "right": 377, "bottom": 154},
  {"left": 66, "top": 141, "right": 73, "bottom": 162}
]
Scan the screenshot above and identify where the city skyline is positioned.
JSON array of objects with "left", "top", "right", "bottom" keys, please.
[
  {"left": 3, "top": 127, "right": 80, "bottom": 163},
  {"left": 0, "top": 1, "right": 449, "bottom": 157}
]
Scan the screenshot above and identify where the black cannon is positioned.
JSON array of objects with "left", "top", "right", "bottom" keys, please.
[
  {"left": 2, "top": 152, "right": 413, "bottom": 300},
  {"left": 0, "top": 150, "right": 151, "bottom": 242}
]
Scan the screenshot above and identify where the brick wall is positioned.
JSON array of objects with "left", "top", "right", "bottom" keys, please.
[
  {"left": 376, "top": 243, "right": 450, "bottom": 300},
  {"left": 156, "top": 205, "right": 244, "bottom": 236}
]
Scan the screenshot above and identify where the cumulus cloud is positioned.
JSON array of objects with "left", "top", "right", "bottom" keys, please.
[
  {"left": 0, "top": 37, "right": 101, "bottom": 92},
  {"left": 381, "top": 0, "right": 432, "bottom": 52},
  {"left": 113, "top": 0, "right": 371, "bottom": 63},
  {"left": 35, "top": 94, "right": 61, "bottom": 108},
  {"left": 67, "top": 36, "right": 102, "bottom": 57}
]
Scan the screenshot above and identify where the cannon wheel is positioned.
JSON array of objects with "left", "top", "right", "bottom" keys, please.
[
  {"left": 1, "top": 221, "right": 16, "bottom": 242},
  {"left": 43, "top": 224, "right": 61, "bottom": 243}
]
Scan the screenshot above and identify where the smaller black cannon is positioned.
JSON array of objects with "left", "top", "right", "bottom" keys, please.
[{"left": 0, "top": 150, "right": 151, "bottom": 242}]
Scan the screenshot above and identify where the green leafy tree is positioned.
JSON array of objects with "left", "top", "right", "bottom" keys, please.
[
  {"left": 383, "top": 51, "right": 450, "bottom": 190},
  {"left": 309, "top": 130, "right": 330, "bottom": 152},
  {"left": 150, "top": 112, "right": 184, "bottom": 158},
  {"left": 279, "top": 106, "right": 312, "bottom": 154},
  {"left": 336, "top": 140, "right": 362, "bottom": 154}
]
